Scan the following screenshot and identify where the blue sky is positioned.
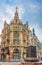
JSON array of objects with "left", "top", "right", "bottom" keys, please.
[{"left": 0, "top": 0, "right": 42, "bottom": 43}]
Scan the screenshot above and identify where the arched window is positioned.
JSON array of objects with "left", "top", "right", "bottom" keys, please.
[{"left": 14, "top": 48, "right": 19, "bottom": 53}]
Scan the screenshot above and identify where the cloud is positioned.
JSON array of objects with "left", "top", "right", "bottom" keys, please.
[
  {"left": 5, "top": 5, "right": 25, "bottom": 20},
  {"left": 0, "top": 4, "right": 25, "bottom": 34},
  {"left": 28, "top": 3, "right": 41, "bottom": 14},
  {"left": 0, "top": 0, "right": 42, "bottom": 43}
]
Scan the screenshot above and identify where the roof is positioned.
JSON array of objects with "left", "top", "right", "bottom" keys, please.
[
  {"left": 7, "top": 24, "right": 10, "bottom": 27},
  {"left": 23, "top": 24, "right": 26, "bottom": 28}
]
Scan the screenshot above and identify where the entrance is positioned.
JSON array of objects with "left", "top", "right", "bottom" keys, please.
[{"left": 13, "top": 48, "right": 20, "bottom": 59}]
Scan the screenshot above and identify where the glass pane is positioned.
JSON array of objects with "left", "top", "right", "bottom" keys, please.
[
  {"left": 14, "top": 26, "right": 20, "bottom": 31},
  {"left": 14, "top": 33, "right": 19, "bottom": 38}
]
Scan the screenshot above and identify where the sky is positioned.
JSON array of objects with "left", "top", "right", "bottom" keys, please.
[{"left": 0, "top": 0, "right": 42, "bottom": 43}]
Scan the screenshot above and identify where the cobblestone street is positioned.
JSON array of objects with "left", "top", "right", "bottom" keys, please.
[
  {"left": 0, "top": 62, "right": 20, "bottom": 65},
  {"left": 0, "top": 62, "right": 42, "bottom": 65}
]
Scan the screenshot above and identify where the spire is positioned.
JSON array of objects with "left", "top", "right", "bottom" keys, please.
[
  {"left": 14, "top": 7, "right": 19, "bottom": 19},
  {"left": 15, "top": 7, "right": 18, "bottom": 16},
  {"left": 33, "top": 28, "right": 35, "bottom": 36}
]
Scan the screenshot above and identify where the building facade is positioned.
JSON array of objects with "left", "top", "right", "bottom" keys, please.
[{"left": 1, "top": 7, "right": 40, "bottom": 61}]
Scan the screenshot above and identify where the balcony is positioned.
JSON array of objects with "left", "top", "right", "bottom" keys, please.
[{"left": 9, "top": 44, "right": 24, "bottom": 47}]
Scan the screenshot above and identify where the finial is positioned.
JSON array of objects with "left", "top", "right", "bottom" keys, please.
[
  {"left": 26, "top": 21, "right": 28, "bottom": 28},
  {"left": 16, "top": 7, "right": 18, "bottom": 12},
  {"left": 4, "top": 20, "right": 7, "bottom": 27},
  {"left": 4, "top": 20, "right": 7, "bottom": 24},
  {"left": 26, "top": 21, "right": 28, "bottom": 24}
]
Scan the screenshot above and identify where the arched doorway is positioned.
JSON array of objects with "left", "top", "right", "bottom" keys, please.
[{"left": 13, "top": 48, "right": 20, "bottom": 59}]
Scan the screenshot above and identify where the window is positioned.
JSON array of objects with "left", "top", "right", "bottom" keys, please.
[
  {"left": 16, "top": 19, "right": 17, "bottom": 23},
  {"left": 14, "top": 40, "right": 20, "bottom": 44},
  {"left": 14, "top": 26, "right": 20, "bottom": 31},
  {"left": 14, "top": 33, "right": 19, "bottom": 38},
  {"left": 15, "top": 19, "right": 20, "bottom": 23}
]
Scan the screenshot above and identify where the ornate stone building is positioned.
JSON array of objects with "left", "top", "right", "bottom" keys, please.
[{"left": 1, "top": 7, "right": 40, "bottom": 61}]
